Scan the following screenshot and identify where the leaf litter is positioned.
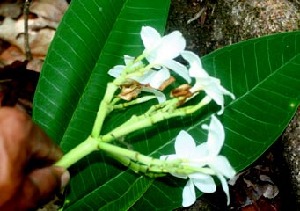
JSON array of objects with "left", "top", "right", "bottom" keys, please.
[{"left": 0, "top": 0, "right": 68, "bottom": 72}]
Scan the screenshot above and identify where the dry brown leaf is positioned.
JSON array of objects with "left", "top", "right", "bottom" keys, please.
[
  {"left": 0, "top": 3, "right": 22, "bottom": 19},
  {"left": 0, "top": 45, "right": 43, "bottom": 72},
  {"left": 26, "top": 28, "right": 55, "bottom": 56},
  {"left": 26, "top": 58, "right": 44, "bottom": 72},
  {"left": 0, "top": 17, "right": 55, "bottom": 56},
  {"left": 0, "top": 17, "right": 19, "bottom": 44},
  {"left": 0, "top": 1, "right": 68, "bottom": 72},
  {"left": 262, "top": 184, "right": 279, "bottom": 199},
  {"left": 30, "top": 0, "right": 69, "bottom": 22},
  {"left": 259, "top": 174, "right": 274, "bottom": 184},
  {"left": 0, "top": 45, "right": 25, "bottom": 65}
]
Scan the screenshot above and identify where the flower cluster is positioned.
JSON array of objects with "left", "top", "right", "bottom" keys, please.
[
  {"left": 107, "top": 26, "right": 236, "bottom": 207},
  {"left": 108, "top": 26, "right": 234, "bottom": 114},
  {"left": 160, "top": 115, "right": 236, "bottom": 207}
]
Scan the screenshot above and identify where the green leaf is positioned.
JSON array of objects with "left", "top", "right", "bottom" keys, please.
[
  {"left": 33, "top": 0, "right": 170, "bottom": 144},
  {"left": 33, "top": 0, "right": 300, "bottom": 209},
  {"left": 201, "top": 32, "right": 300, "bottom": 170},
  {"left": 33, "top": 0, "right": 172, "bottom": 210},
  {"left": 131, "top": 32, "right": 300, "bottom": 210}
]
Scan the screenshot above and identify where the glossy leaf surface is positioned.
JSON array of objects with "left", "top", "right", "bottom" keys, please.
[{"left": 33, "top": 0, "right": 300, "bottom": 209}]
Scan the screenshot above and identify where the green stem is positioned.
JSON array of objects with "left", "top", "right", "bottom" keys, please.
[
  {"left": 55, "top": 96, "right": 211, "bottom": 169},
  {"left": 91, "top": 83, "right": 118, "bottom": 138},
  {"left": 113, "top": 96, "right": 156, "bottom": 110},
  {"left": 98, "top": 140, "right": 216, "bottom": 176},
  {"left": 102, "top": 96, "right": 211, "bottom": 142},
  {"left": 100, "top": 111, "right": 176, "bottom": 142},
  {"left": 55, "top": 136, "right": 99, "bottom": 169}
]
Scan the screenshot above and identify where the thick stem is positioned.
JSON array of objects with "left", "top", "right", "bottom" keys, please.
[
  {"left": 113, "top": 96, "right": 156, "bottom": 110},
  {"left": 91, "top": 83, "right": 118, "bottom": 138},
  {"left": 55, "top": 136, "right": 99, "bottom": 169},
  {"left": 55, "top": 96, "right": 210, "bottom": 169},
  {"left": 102, "top": 96, "right": 211, "bottom": 142},
  {"left": 98, "top": 140, "right": 216, "bottom": 176},
  {"left": 100, "top": 111, "right": 176, "bottom": 142},
  {"left": 97, "top": 141, "right": 165, "bottom": 173}
]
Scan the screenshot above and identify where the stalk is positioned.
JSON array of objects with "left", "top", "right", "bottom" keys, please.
[
  {"left": 55, "top": 96, "right": 210, "bottom": 169},
  {"left": 55, "top": 136, "right": 99, "bottom": 169},
  {"left": 91, "top": 83, "right": 118, "bottom": 138}
]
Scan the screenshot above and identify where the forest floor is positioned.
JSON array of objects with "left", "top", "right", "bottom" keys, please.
[{"left": 0, "top": 0, "right": 299, "bottom": 210}]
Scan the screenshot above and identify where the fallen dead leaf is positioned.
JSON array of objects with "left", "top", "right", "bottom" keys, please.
[
  {"left": 0, "top": 17, "right": 57, "bottom": 53},
  {"left": 0, "top": 0, "right": 68, "bottom": 72},
  {"left": 0, "top": 2, "right": 22, "bottom": 19},
  {"left": 30, "top": 0, "right": 69, "bottom": 22},
  {"left": 263, "top": 184, "right": 279, "bottom": 199},
  {"left": 0, "top": 45, "right": 25, "bottom": 67},
  {"left": 26, "top": 58, "right": 44, "bottom": 72}
]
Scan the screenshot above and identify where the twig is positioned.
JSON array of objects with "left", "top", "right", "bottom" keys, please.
[
  {"left": 187, "top": 7, "right": 206, "bottom": 24},
  {"left": 24, "top": 0, "right": 33, "bottom": 61}
]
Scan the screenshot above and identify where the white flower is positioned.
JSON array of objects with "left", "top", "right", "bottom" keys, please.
[
  {"left": 198, "top": 115, "right": 236, "bottom": 205},
  {"left": 141, "top": 87, "right": 166, "bottom": 103},
  {"left": 108, "top": 55, "right": 170, "bottom": 89},
  {"left": 132, "top": 67, "right": 170, "bottom": 89},
  {"left": 108, "top": 55, "right": 141, "bottom": 80},
  {"left": 108, "top": 55, "right": 166, "bottom": 103},
  {"left": 160, "top": 115, "right": 236, "bottom": 207},
  {"left": 181, "top": 50, "right": 235, "bottom": 114},
  {"left": 141, "top": 26, "right": 191, "bottom": 83}
]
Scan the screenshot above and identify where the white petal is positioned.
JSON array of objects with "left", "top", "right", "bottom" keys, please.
[
  {"left": 189, "top": 65, "right": 209, "bottom": 79},
  {"left": 216, "top": 174, "right": 231, "bottom": 205},
  {"left": 182, "top": 179, "right": 196, "bottom": 207},
  {"left": 171, "top": 172, "right": 189, "bottom": 179},
  {"left": 141, "top": 87, "right": 166, "bottom": 103},
  {"left": 175, "top": 130, "right": 196, "bottom": 158},
  {"left": 210, "top": 156, "right": 236, "bottom": 179},
  {"left": 160, "top": 154, "right": 188, "bottom": 178},
  {"left": 198, "top": 77, "right": 234, "bottom": 115},
  {"left": 159, "top": 154, "right": 177, "bottom": 161},
  {"left": 149, "top": 68, "right": 170, "bottom": 89},
  {"left": 163, "top": 60, "right": 191, "bottom": 83},
  {"left": 181, "top": 50, "right": 208, "bottom": 78},
  {"left": 155, "top": 31, "right": 186, "bottom": 62},
  {"left": 132, "top": 68, "right": 170, "bottom": 88},
  {"left": 213, "top": 84, "right": 235, "bottom": 115},
  {"left": 141, "top": 26, "right": 161, "bottom": 51},
  {"left": 188, "top": 172, "right": 212, "bottom": 179},
  {"left": 132, "top": 69, "right": 157, "bottom": 85},
  {"left": 195, "top": 142, "right": 209, "bottom": 158},
  {"left": 159, "top": 155, "right": 168, "bottom": 160},
  {"left": 124, "top": 55, "right": 135, "bottom": 65},
  {"left": 108, "top": 65, "right": 125, "bottom": 77},
  {"left": 202, "top": 115, "right": 224, "bottom": 156},
  {"left": 182, "top": 51, "right": 235, "bottom": 115},
  {"left": 206, "top": 78, "right": 226, "bottom": 113},
  {"left": 193, "top": 176, "right": 216, "bottom": 193}
]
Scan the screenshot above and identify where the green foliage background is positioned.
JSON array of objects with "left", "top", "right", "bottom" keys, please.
[{"left": 33, "top": 0, "right": 300, "bottom": 210}]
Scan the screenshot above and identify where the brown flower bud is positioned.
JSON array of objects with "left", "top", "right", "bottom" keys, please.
[
  {"left": 158, "top": 76, "right": 175, "bottom": 91},
  {"left": 119, "top": 82, "right": 142, "bottom": 101},
  {"left": 171, "top": 84, "right": 193, "bottom": 98}
]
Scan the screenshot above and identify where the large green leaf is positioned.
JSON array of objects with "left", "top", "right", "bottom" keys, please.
[
  {"left": 33, "top": 0, "right": 172, "bottom": 210},
  {"left": 33, "top": 0, "right": 300, "bottom": 209}
]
